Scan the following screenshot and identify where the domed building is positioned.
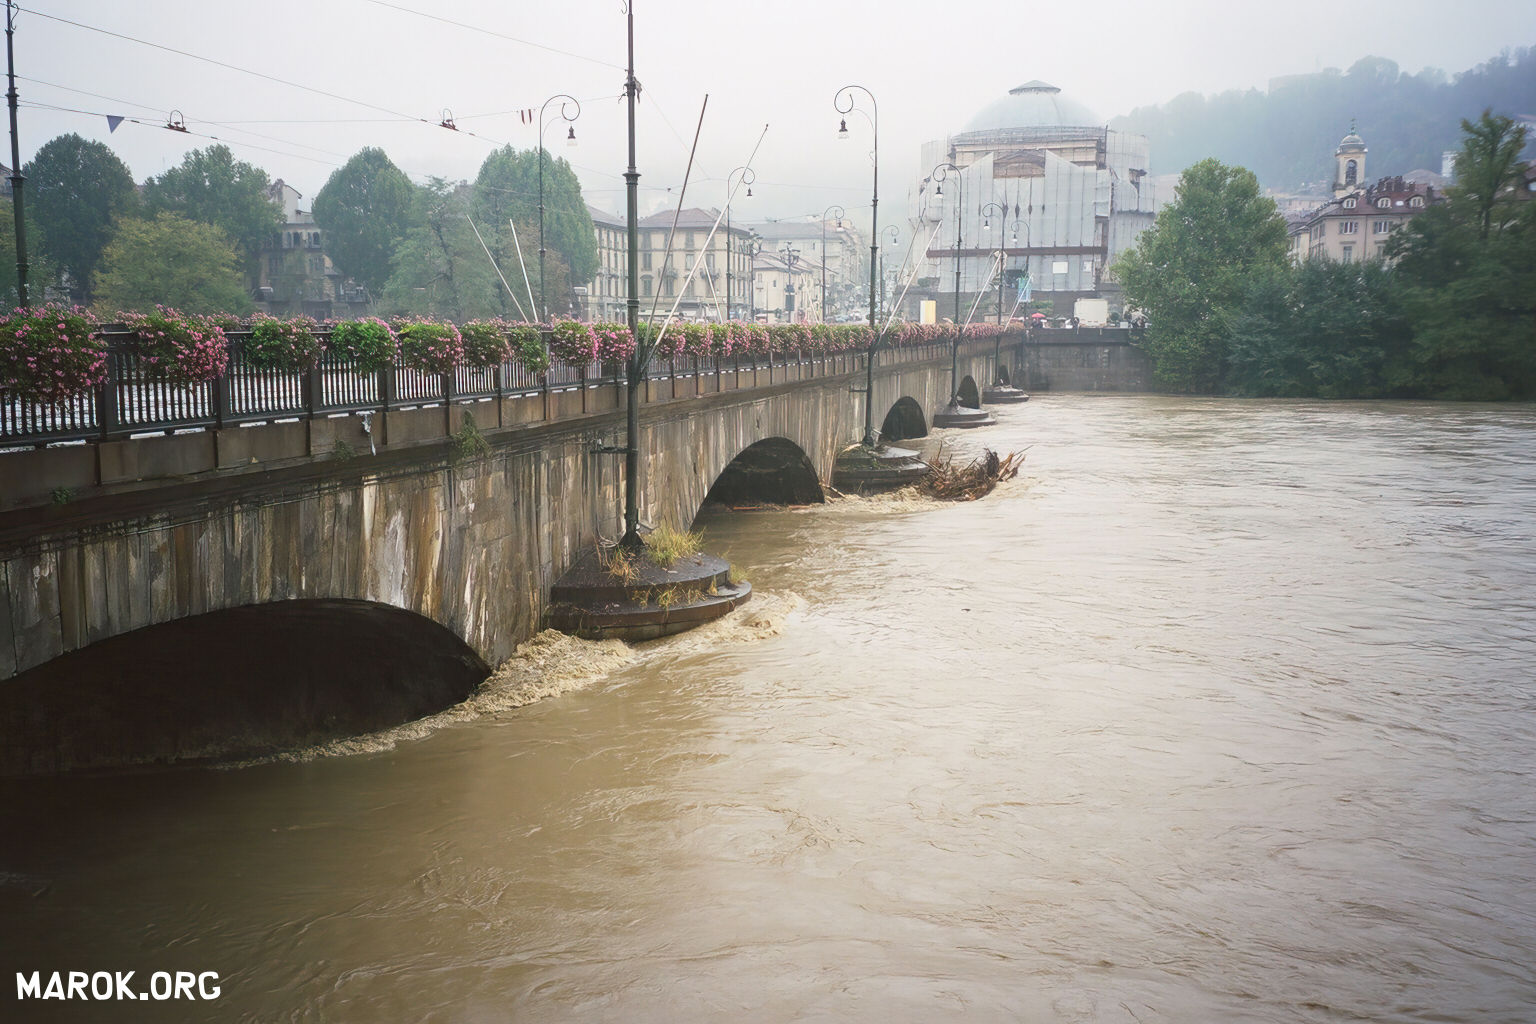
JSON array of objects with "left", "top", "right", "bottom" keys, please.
[{"left": 905, "top": 82, "right": 1159, "bottom": 318}]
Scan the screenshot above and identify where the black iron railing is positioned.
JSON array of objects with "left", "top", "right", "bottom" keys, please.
[{"left": 1, "top": 330, "right": 996, "bottom": 447}]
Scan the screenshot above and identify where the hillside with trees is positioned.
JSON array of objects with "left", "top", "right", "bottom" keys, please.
[
  {"left": 1115, "top": 112, "right": 1535, "bottom": 400},
  {"left": 1112, "top": 48, "right": 1536, "bottom": 189}
]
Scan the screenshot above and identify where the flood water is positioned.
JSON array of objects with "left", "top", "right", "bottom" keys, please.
[{"left": 4, "top": 394, "right": 1535, "bottom": 1022}]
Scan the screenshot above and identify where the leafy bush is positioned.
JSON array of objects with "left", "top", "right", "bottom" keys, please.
[
  {"left": 590, "top": 322, "right": 635, "bottom": 363},
  {"left": 548, "top": 319, "right": 597, "bottom": 364},
  {"left": 244, "top": 313, "right": 321, "bottom": 370},
  {"left": 459, "top": 320, "right": 512, "bottom": 368},
  {"left": 0, "top": 304, "right": 108, "bottom": 401},
  {"left": 832, "top": 323, "right": 874, "bottom": 351},
  {"left": 506, "top": 322, "right": 549, "bottom": 373},
  {"left": 396, "top": 320, "right": 464, "bottom": 374},
  {"left": 328, "top": 317, "right": 397, "bottom": 371},
  {"left": 118, "top": 306, "right": 230, "bottom": 383},
  {"left": 671, "top": 322, "right": 709, "bottom": 358}
]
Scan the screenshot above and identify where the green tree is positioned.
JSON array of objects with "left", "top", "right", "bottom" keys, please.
[
  {"left": 1449, "top": 109, "right": 1531, "bottom": 240},
  {"left": 1386, "top": 111, "right": 1536, "bottom": 399},
  {"left": 378, "top": 179, "right": 504, "bottom": 321},
  {"left": 0, "top": 208, "right": 57, "bottom": 308},
  {"left": 1227, "top": 260, "right": 1411, "bottom": 398},
  {"left": 312, "top": 147, "right": 419, "bottom": 296},
  {"left": 1113, "top": 159, "right": 1289, "bottom": 392},
  {"left": 22, "top": 133, "right": 137, "bottom": 302},
  {"left": 471, "top": 146, "right": 596, "bottom": 319},
  {"left": 92, "top": 212, "right": 253, "bottom": 315},
  {"left": 142, "top": 145, "right": 281, "bottom": 276}
]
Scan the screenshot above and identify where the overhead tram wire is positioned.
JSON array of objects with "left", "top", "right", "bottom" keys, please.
[
  {"left": 19, "top": 76, "right": 409, "bottom": 126},
  {"left": 20, "top": 7, "right": 428, "bottom": 124},
  {"left": 20, "top": 7, "right": 829, "bottom": 208},
  {"left": 20, "top": 102, "right": 342, "bottom": 167},
  {"left": 16, "top": 12, "right": 611, "bottom": 174},
  {"left": 19, "top": 71, "right": 623, "bottom": 177},
  {"left": 22, "top": 99, "right": 525, "bottom": 198},
  {"left": 357, "top": 0, "right": 621, "bottom": 70},
  {"left": 18, "top": 17, "right": 830, "bottom": 217},
  {"left": 18, "top": 80, "right": 366, "bottom": 163}
]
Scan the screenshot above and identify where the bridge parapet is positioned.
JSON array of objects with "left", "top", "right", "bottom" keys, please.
[{"left": 3, "top": 342, "right": 995, "bottom": 516}]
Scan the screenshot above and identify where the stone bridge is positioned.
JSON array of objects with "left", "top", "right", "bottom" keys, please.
[{"left": 0, "top": 338, "right": 1049, "bottom": 773}]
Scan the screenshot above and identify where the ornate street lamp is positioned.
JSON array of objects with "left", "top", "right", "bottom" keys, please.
[
  {"left": 833, "top": 84, "right": 882, "bottom": 446},
  {"left": 747, "top": 237, "right": 764, "bottom": 321},
  {"left": 980, "top": 202, "right": 1008, "bottom": 325},
  {"left": 538, "top": 93, "right": 580, "bottom": 323},
  {"left": 821, "top": 203, "right": 844, "bottom": 321},
  {"left": 725, "top": 165, "right": 754, "bottom": 322},
  {"left": 980, "top": 212, "right": 1030, "bottom": 403},
  {"left": 929, "top": 161, "right": 964, "bottom": 402}
]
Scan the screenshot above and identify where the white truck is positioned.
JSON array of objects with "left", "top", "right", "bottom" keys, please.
[{"left": 1072, "top": 298, "right": 1110, "bottom": 327}]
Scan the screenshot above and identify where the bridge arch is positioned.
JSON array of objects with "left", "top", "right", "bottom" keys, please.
[
  {"left": 695, "top": 436, "right": 822, "bottom": 518},
  {"left": 0, "top": 599, "right": 488, "bottom": 776},
  {"left": 880, "top": 397, "right": 928, "bottom": 442},
  {"left": 958, "top": 376, "right": 982, "bottom": 409}
]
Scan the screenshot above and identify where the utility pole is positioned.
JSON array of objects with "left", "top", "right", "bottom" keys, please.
[
  {"left": 621, "top": 1, "right": 642, "bottom": 548},
  {"left": 6, "top": 0, "right": 28, "bottom": 306}
]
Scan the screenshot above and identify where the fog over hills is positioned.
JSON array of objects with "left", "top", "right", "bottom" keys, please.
[{"left": 1110, "top": 48, "right": 1536, "bottom": 190}]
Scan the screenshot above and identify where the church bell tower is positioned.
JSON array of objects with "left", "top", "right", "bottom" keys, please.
[{"left": 1334, "top": 122, "right": 1367, "bottom": 198}]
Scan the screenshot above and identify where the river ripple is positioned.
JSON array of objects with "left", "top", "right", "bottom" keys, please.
[{"left": 3, "top": 395, "right": 1534, "bottom": 1023}]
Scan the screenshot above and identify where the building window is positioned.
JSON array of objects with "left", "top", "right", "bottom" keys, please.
[
  {"left": 1377, "top": 198, "right": 1391, "bottom": 209},
  {"left": 1341, "top": 245, "right": 1354, "bottom": 263},
  {"left": 1345, "top": 159, "right": 1358, "bottom": 185},
  {"left": 1340, "top": 221, "right": 1358, "bottom": 234},
  {"left": 1410, "top": 196, "right": 1424, "bottom": 207},
  {"left": 1343, "top": 197, "right": 1357, "bottom": 209},
  {"left": 642, "top": 252, "right": 652, "bottom": 270},
  {"left": 642, "top": 276, "right": 652, "bottom": 296},
  {"left": 1374, "top": 220, "right": 1391, "bottom": 234}
]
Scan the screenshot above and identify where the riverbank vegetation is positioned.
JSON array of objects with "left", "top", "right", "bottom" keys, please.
[{"left": 1115, "top": 111, "right": 1535, "bottom": 401}]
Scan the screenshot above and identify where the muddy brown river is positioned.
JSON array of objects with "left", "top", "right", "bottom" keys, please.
[{"left": 3, "top": 394, "right": 1535, "bottom": 1022}]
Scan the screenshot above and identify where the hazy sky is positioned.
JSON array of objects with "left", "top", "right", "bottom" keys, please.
[{"left": 15, "top": 0, "right": 1536, "bottom": 228}]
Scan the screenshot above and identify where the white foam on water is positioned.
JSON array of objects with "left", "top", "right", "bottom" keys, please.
[{"left": 231, "top": 593, "right": 803, "bottom": 767}]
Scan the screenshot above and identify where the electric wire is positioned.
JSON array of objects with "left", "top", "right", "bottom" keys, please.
[{"left": 357, "top": 0, "right": 622, "bottom": 70}]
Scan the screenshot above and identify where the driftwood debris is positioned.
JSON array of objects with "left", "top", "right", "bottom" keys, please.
[{"left": 916, "top": 446, "right": 1025, "bottom": 501}]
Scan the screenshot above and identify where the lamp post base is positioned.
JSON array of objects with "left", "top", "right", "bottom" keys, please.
[
  {"left": 832, "top": 442, "right": 931, "bottom": 493},
  {"left": 981, "top": 383, "right": 1030, "bottom": 404},
  {"left": 548, "top": 546, "right": 751, "bottom": 642},
  {"left": 931, "top": 401, "right": 996, "bottom": 429}
]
